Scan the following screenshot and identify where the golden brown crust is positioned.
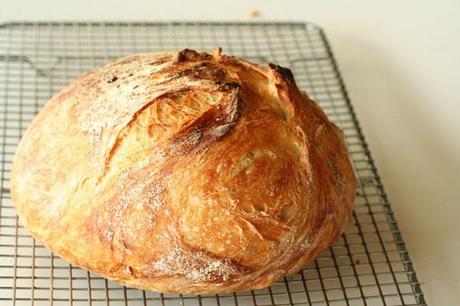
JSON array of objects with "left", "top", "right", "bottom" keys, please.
[{"left": 11, "top": 49, "right": 355, "bottom": 294}]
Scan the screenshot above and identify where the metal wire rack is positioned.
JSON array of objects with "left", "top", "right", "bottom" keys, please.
[{"left": 0, "top": 21, "right": 426, "bottom": 306}]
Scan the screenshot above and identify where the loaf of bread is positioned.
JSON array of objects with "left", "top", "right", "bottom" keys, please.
[{"left": 12, "top": 49, "right": 355, "bottom": 294}]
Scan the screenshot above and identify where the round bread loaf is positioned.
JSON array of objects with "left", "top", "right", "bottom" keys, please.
[{"left": 12, "top": 49, "right": 355, "bottom": 294}]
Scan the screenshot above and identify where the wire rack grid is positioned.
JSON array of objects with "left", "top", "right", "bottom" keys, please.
[{"left": 0, "top": 22, "right": 425, "bottom": 306}]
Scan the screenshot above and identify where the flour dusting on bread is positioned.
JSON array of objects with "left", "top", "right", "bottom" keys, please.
[{"left": 148, "top": 246, "right": 238, "bottom": 282}]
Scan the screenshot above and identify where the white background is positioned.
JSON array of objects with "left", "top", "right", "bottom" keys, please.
[{"left": 2, "top": 0, "right": 459, "bottom": 304}]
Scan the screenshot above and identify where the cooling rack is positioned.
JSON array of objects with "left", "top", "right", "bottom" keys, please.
[{"left": 0, "top": 22, "right": 426, "bottom": 306}]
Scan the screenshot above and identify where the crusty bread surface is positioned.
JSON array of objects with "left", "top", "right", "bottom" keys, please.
[{"left": 12, "top": 49, "right": 355, "bottom": 294}]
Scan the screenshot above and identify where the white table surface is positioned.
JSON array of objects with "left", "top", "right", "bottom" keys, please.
[{"left": 1, "top": 0, "right": 459, "bottom": 304}]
